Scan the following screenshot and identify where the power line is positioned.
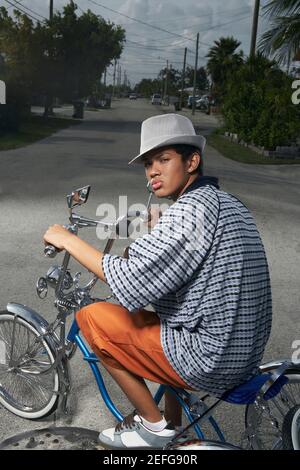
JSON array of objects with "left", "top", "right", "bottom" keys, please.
[
  {"left": 3, "top": 0, "right": 23, "bottom": 9},
  {"left": 87, "top": 0, "right": 212, "bottom": 45},
  {"left": 123, "top": 12, "right": 252, "bottom": 62},
  {"left": 141, "top": 6, "right": 251, "bottom": 25},
  {"left": 120, "top": 9, "right": 253, "bottom": 54},
  {"left": 185, "top": 12, "right": 253, "bottom": 35},
  {"left": 3, "top": 0, "right": 45, "bottom": 21},
  {"left": 77, "top": 4, "right": 86, "bottom": 14},
  {"left": 12, "top": 0, "right": 46, "bottom": 19}
]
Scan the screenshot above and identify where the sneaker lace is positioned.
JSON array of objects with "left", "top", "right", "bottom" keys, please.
[{"left": 115, "top": 411, "right": 138, "bottom": 432}]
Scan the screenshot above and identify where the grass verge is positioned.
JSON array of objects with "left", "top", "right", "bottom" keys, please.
[
  {"left": 0, "top": 114, "right": 81, "bottom": 151},
  {"left": 207, "top": 131, "right": 300, "bottom": 165}
]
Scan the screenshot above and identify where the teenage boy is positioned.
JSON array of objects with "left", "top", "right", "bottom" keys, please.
[{"left": 44, "top": 114, "right": 272, "bottom": 449}]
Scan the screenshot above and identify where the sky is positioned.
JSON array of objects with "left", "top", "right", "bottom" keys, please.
[{"left": 0, "top": 0, "right": 272, "bottom": 86}]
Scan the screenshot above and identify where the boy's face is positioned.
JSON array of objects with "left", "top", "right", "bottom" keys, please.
[{"left": 143, "top": 147, "right": 198, "bottom": 200}]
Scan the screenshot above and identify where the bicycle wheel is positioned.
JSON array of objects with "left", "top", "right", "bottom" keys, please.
[
  {"left": 167, "top": 439, "right": 241, "bottom": 450},
  {"left": 282, "top": 405, "right": 300, "bottom": 450},
  {"left": 0, "top": 310, "right": 60, "bottom": 419},
  {"left": 245, "top": 368, "right": 300, "bottom": 449}
]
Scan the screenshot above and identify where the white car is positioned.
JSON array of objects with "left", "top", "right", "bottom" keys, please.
[
  {"left": 129, "top": 93, "right": 137, "bottom": 100},
  {"left": 196, "top": 95, "right": 210, "bottom": 110},
  {"left": 151, "top": 94, "right": 162, "bottom": 105}
]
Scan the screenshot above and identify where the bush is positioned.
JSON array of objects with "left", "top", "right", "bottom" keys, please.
[
  {"left": 0, "top": 104, "right": 20, "bottom": 133},
  {"left": 222, "top": 56, "right": 300, "bottom": 149}
]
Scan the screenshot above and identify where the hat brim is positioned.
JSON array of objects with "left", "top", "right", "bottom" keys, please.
[{"left": 128, "top": 134, "right": 206, "bottom": 165}]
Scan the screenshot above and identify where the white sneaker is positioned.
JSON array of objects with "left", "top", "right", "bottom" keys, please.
[{"left": 98, "top": 411, "right": 176, "bottom": 450}]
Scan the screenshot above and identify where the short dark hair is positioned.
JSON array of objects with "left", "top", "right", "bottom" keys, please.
[
  {"left": 171, "top": 144, "right": 203, "bottom": 175},
  {"left": 141, "top": 144, "right": 203, "bottom": 175}
]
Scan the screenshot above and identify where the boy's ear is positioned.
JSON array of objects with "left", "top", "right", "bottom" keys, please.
[{"left": 188, "top": 153, "right": 201, "bottom": 172}]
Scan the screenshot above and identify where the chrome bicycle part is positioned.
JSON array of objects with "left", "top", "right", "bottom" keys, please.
[
  {"left": 36, "top": 277, "right": 48, "bottom": 299},
  {"left": 245, "top": 366, "right": 300, "bottom": 450},
  {"left": 166, "top": 439, "right": 241, "bottom": 450},
  {"left": 282, "top": 405, "right": 300, "bottom": 449},
  {"left": 0, "top": 312, "right": 60, "bottom": 419}
]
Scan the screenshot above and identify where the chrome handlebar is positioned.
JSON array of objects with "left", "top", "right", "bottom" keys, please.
[
  {"left": 41, "top": 186, "right": 154, "bottom": 309},
  {"left": 44, "top": 209, "right": 151, "bottom": 259},
  {"left": 44, "top": 245, "right": 58, "bottom": 258}
]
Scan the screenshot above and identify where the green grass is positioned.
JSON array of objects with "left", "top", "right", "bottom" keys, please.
[
  {"left": 0, "top": 114, "right": 80, "bottom": 151},
  {"left": 207, "top": 132, "right": 300, "bottom": 165}
]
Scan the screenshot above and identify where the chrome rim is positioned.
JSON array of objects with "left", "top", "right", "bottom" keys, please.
[
  {"left": 246, "top": 374, "right": 300, "bottom": 450},
  {"left": 0, "top": 314, "right": 58, "bottom": 414}
]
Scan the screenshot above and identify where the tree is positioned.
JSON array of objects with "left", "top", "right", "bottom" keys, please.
[
  {"left": 259, "top": 0, "right": 300, "bottom": 66},
  {"left": 185, "top": 66, "right": 209, "bottom": 91},
  {"left": 158, "top": 66, "right": 181, "bottom": 97},
  {"left": 135, "top": 78, "right": 162, "bottom": 98},
  {"left": 222, "top": 54, "right": 300, "bottom": 149},
  {"left": 206, "top": 36, "right": 244, "bottom": 102},
  {"left": 49, "top": 4, "right": 125, "bottom": 103},
  {"left": 0, "top": 7, "right": 43, "bottom": 116},
  {"left": 0, "top": 4, "right": 125, "bottom": 116}
]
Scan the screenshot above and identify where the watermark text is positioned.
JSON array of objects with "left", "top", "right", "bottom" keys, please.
[
  {"left": 291, "top": 80, "right": 300, "bottom": 105},
  {"left": 0, "top": 80, "right": 6, "bottom": 104}
]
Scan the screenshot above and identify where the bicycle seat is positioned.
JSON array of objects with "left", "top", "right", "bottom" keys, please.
[{"left": 221, "top": 373, "right": 288, "bottom": 405}]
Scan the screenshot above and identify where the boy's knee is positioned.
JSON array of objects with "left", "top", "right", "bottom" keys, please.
[
  {"left": 76, "top": 302, "right": 121, "bottom": 335},
  {"left": 76, "top": 305, "right": 90, "bottom": 325}
]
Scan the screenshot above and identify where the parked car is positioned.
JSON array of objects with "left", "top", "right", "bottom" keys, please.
[
  {"left": 187, "top": 95, "right": 200, "bottom": 108},
  {"left": 151, "top": 94, "right": 162, "bottom": 105},
  {"left": 129, "top": 93, "right": 137, "bottom": 100},
  {"left": 196, "top": 95, "right": 209, "bottom": 109},
  {"left": 196, "top": 94, "right": 214, "bottom": 110}
]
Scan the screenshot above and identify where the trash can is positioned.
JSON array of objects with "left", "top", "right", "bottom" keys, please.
[
  {"left": 174, "top": 101, "right": 181, "bottom": 111},
  {"left": 104, "top": 97, "right": 111, "bottom": 108},
  {"left": 72, "top": 100, "right": 84, "bottom": 119}
]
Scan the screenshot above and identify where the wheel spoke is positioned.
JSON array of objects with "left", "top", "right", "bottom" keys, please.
[
  {"left": 246, "top": 372, "right": 300, "bottom": 449},
  {"left": 0, "top": 313, "right": 59, "bottom": 417}
]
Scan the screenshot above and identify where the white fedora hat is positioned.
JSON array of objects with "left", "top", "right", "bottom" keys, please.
[{"left": 128, "top": 113, "right": 206, "bottom": 165}]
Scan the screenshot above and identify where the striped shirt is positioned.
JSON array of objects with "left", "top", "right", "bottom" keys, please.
[{"left": 102, "top": 177, "right": 272, "bottom": 396}]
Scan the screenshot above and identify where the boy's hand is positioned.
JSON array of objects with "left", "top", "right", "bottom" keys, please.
[
  {"left": 144, "top": 207, "right": 162, "bottom": 228},
  {"left": 43, "top": 224, "right": 74, "bottom": 251}
]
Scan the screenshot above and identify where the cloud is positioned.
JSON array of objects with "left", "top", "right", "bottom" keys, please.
[{"left": 0, "top": 0, "right": 271, "bottom": 85}]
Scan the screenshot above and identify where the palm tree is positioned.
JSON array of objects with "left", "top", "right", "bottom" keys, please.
[
  {"left": 206, "top": 36, "right": 243, "bottom": 101},
  {"left": 259, "top": 0, "right": 300, "bottom": 66}
]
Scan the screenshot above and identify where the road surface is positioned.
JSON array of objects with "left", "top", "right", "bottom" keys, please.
[{"left": 0, "top": 98, "right": 299, "bottom": 447}]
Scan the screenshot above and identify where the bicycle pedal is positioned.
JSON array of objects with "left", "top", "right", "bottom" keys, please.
[{"left": 187, "top": 394, "right": 210, "bottom": 418}]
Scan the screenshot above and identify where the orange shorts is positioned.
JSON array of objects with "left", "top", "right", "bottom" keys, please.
[{"left": 76, "top": 302, "right": 190, "bottom": 389}]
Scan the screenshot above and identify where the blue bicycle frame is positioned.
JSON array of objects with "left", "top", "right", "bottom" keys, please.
[{"left": 67, "top": 318, "right": 226, "bottom": 442}]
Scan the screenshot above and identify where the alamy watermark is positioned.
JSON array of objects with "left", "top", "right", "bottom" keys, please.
[
  {"left": 0, "top": 80, "right": 6, "bottom": 104},
  {"left": 291, "top": 339, "right": 300, "bottom": 364},
  {"left": 291, "top": 80, "right": 300, "bottom": 105},
  {"left": 95, "top": 196, "right": 206, "bottom": 253},
  {"left": 0, "top": 339, "right": 5, "bottom": 365}
]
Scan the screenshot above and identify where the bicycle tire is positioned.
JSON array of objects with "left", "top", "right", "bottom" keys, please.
[
  {"left": 245, "top": 368, "right": 300, "bottom": 450},
  {"left": 0, "top": 310, "right": 60, "bottom": 419},
  {"left": 282, "top": 405, "right": 300, "bottom": 450},
  {"left": 167, "top": 439, "right": 241, "bottom": 450}
]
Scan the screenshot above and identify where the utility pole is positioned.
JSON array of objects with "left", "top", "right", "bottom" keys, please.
[
  {"left": 49, "top": 0, "right": 53, "bottom": 20},
  {"left": 180, "top": 47, "right": 187, "bottom": 110},
  {"left": 118, "top": 64, "right": 121, "bottom": 97},
  {"left": 44, "top": 1, "right": 54, "bottom": 117},
  {"left": 103, "top": 67, "right": 107, "bottom": 87},
  {"left": 250, "top": 0, "right": 260, "bottom": 58},
  {"left": 112, "top": 59, "right": 117, "bottom": 98},
  {"left": 163, "top": 60, "right": 169, "bottom": 105},
  {"left": 192, "top": 33, "right": 199, "bottom": 116}
]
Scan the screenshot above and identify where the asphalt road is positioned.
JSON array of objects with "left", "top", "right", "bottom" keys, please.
[{"left": 0, "top": 98, "right": 300, "bottom": 447}]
